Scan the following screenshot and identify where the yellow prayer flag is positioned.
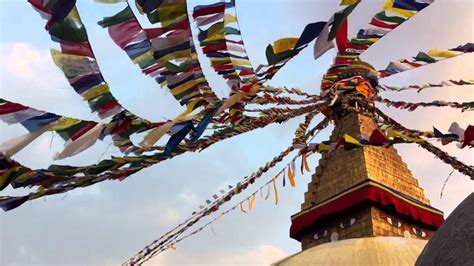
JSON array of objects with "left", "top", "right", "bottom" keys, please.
[
  {"left": 344, "top": 134, "right": 362, "bottom": 145},
  {"left": 0, "top": 167, "right": 20, "bottom": 189},
  {"left": 272, "top": 38, "right": 299, "bottom": 54},
  {"left": 302, "top": 153, "right": 311, "bottom": 172},
  {"left": 50, "top": 49, "right": 98, "bottom": 77},
  {"left": 387, "top": 130, "right": 424, "bottom": 143},
  {"left": 240, "top": 202, "right": 246, "bottom": 213},
  {"left": 50, "top": 117, "right": 81, "bottom": 131},
  {"left": 82, "top": 83, "right": 110, "bottom": 101},
  {"left": 340, "top": 0, "right": 360, "bottom": 6},
  {"left": 272, "top": 176, "right": 279, "bottom": 205},
  {"left": 203, "top": 33, "right": 225, "bottom": 43},
  {"left": 318, "top": 143, "right": 330, "bottom": 152},
  {"left": 140, "top": 110, "right": 192, "bottom": 147},
  {"left": 230, "top": 58, "right": 252, "bottom": 67},
  {"left": 427, "top": 49, "right": 460, "bottom": 58},
  {"left": 157, "top": 49, "right": 192, "bottom": 65},
  {"left": 248, "top": 194, "right": 256, "bottom": 211},
  {"left": 224, "top": 14, "right": 237, "bottom": 25},
  {"left": 207, "top": 22, "right": 224, "bottom": 37},
  {"left": 170, "top": 77, "right": 205, "bottom": 96},
  {"left": 186, "top": 98, "right": 203, "bottom": 112},
  {"left": 29, "top": 187, "right": 46, "bottom": 199},
  {"left": 66, "top": 7, "right": 82, "bottom": 23},
  {"left": 157, "top": 2, "right": 187, "bottom": 27},
  {"left": 134, "top": 0, "right": 144, "bottom": 14},
  {"left": 382, "top": 0, "right": 415, "bottom": 18},
  {"left": 287, "top": 165, "right": 296, "bottom": 187},
  {"left": 210, "top": 57, "right": 231, "bottom": 65},
  {"left": 132, "top": 50, "right": 154, "bottom": 65}
]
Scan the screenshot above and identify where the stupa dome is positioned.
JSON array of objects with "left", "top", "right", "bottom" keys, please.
[{"left": 273, "top": 237, "right": 427, "bottom": 266}]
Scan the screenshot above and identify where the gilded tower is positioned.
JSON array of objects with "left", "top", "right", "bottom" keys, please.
[
  {"left": 291, "top": 112, "right": 442, "bottom": 250},
  {"left": 274, "top": 60, "right": 444, "bottom": 265}
]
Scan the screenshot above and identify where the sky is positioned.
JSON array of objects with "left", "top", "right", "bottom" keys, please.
[{"left": 0, "top": 0, "right": 473, "bottom": 265}]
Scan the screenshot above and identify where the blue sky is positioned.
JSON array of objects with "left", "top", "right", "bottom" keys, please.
[{"left": 0, "top": 0, "right": 473, "bottom": 265}]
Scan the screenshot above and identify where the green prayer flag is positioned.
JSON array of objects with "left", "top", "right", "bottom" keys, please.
[
  {"left": 328, "top": 2, "right": 360, "bottom": 40},
  {"left": 49, "top": 19, "right": 88, "bottom": 42},
  {"left": 88, "top": 93, "right": 116, "bottom": 111},
  {"left": 343, "top": 134, "right": 364, "bottom": 150},
  {"left": 98, "top": 6, "right": 134, "bottom": 28},
  {"left": 413, "top": 52, "right": 437, "bottom": 63},
  {"left": 374, "top": 11, "right": 406, "bottom": 24},
  {"left": 56, "top": 120, "right": 92, "bottom": 140},
  {"left": 224, "top": 27, "right": 240, "bottom": 35},
  {"left": 265, "top": 44, "right": 298, "bottom": 65},
  {"left": 350, "top": 38, "right": 376, "bottom": 46}
]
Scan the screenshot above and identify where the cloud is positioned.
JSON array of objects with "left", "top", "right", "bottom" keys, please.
[
  {"left": 178, "top": 190, "right": 200, "bottom": 204},
  {"left": 159, "top": 208, "right": 181, "bottom": 226},
  {"left": 0, "top": 42, "right": 93, "bottom": 120},
  {"left": 3, "top": 43, "right": 41, "bottom": 79}
]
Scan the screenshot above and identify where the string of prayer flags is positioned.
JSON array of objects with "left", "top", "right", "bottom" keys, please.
[
  {"left": 260, "top": 86, "right": 318, "bottom": 98},
  {"left": 27, "top": 2, "right": 126, "bottom": 119},
  {"left": 28, "top": 0, "right": 179, "bottom": 155},
  {"left": 250, "top": 94, "right": 322, "bottom": 106},
  {"left": 124, "top": 116, "right": 331, "bottom": 264},
  {"left": 0, "top": 98, "right": 97, "bottom": 158},
  {"left": 450, "top": 43, "right": 474, "bottom": 53},
  {"left": 99, "top": 0, "right": 249, "bottom": 148},
  {"left": 300, "top": 127, "right": 456, "bottom": 156},
  {"left": 433, "top": 123, "right": 474, "bottom": 148},
  {"left": 28, "top": 0, "right": 77, "bottom": 30},
  {"left": 125, "top": 146, "right": 296, "bottom": 264},
  {"left": 346, "top": 0, "right": 434, "bottom": 55},
  {"left": 132, "top": 165, "right": 288, "bottom": 264},
  {"left": 0, "top": 98, "right": 158, "bottom": 158},
  {"left": 356, "top": 101, "right": 474, "bottom": 178},
  {"left": 379, "top": 79, "right": 474, "bottom": 92},
  {"left": 378, "top": 43, "right": 473, "bottom": 78},
  {"left": 256, "top": 3, "right": 362, "bottom": 83},
  {"left": 193, "top": 0, "right": 257, "bottom": 90},
  {"left": 1, "top": 104, "right": 319, "bottom": 208},
  {"left": 373, "top": 96, "right": 474, "bottom": 112},
  {"left": 147, "top": 148, "right": 318, "bottom": 258},
  {"left": 293, "top": 112, "right": 317, "bottom": 148},
  {"left": 97, "top": 2, "right": 221, "bottom": 111}
]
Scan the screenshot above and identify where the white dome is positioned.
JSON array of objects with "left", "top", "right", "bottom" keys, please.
[{"left": 273, "top": 237, "right": 427, "bottom": 266}]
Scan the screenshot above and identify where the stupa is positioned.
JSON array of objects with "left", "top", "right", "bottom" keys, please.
[{"left": 274, "top": 61, "right": 445, "bottom": 265}]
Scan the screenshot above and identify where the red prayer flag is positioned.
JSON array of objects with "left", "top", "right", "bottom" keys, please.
[
  {"left": 0, "top": 102, "right": 29, "bottom": 115},
  {"left": 370, "top": 17, "right": 399, "bottom": 29},
  {"left": 335, "top": 19, "right": 348, "bottom": 53},
  {"left": 462, "top": 125, "right": 474, "bottom": 148},
  {"left": 108, "top": 19, "right": 142, "bottom": 49},
  {"left": 60, "top": 41, "right": 94, "bottom": 58},
  {"left": 369, "top": 129, "right": 388, "bottom": 145},
  {"left": 192, "top": 3, "right": 225, "bottom": 19}
]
